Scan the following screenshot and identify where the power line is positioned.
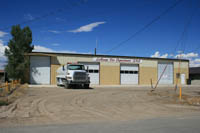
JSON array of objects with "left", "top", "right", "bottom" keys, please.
[
  {"left": 152, "top": 0, "right": 197, "bottom": 90},
  {"left": 0, "top": 0, "right": 87, "bottom": 31},
  {"left": 173, "top": 2, "right": 198, "bottom": 89},
  {"left": 190, "top": 43, "right": 200, "bottom": 53},
  {"left": 173, "top": 12, "right": 197, "bottom": 57},
  {"left": 179, "top": 1, "right": 199, "bottom": 56},
  {"left": 104, "top": 0, "right": 184, "bottom": 54}
]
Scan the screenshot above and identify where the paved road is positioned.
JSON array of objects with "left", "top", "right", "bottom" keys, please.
[{"left": 1, "top": 113, "right": 200, "bottom": 133}]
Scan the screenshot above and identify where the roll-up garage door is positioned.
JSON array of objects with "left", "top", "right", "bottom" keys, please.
[
  {"left": 120, "top": 64, "right": 138, "bottom": 84},
  {"left": 80, "top": 62, "right": 99, "bottom": 84},
  {"left": 158, "top": 62, "right": 173, "bottom": 84},
  {"left": 30, "top": 56, "right": 50, "bottom": 84}
]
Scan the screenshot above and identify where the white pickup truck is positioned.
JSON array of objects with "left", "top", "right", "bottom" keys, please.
[{"left": 56, "top": 63, "right": 90, "bottom": 89}]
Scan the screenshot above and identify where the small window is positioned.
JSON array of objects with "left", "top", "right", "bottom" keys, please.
[
  {"left": 94, "top": 70, "right": 99, "bottom": 73},
  {"left": 133, "top": 71, "right": 138, "bottom": 74},
  {"left": 68, "top": 65, "right": 85, "bottom": 70},
  {"left": 129, "top": 71, "right": 134, "bottom": 74},
  {"left": 125, "top": 70, "right": 129, "bottom": 74},
  {"left": 89, "top": 70, "right": 93, "bottom": 73},
  {"left": 120, "top": 70, "right": 124, "bottom": 74}
]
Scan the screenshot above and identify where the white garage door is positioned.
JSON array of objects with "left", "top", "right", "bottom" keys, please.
[
  {"left": 120, "top": 64, "right": 138, "bottom": 85},
  {"left": 80, "top": 62, "right": 99, "bottom": 84},
  {"left": 158, "top": 62, "right": 173, "bottom": 84},
  {"left": 30, "top": 56, "right": 50, "bottom": 84}
]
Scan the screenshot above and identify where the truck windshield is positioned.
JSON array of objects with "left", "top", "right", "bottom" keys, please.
[{"left": 68, "top": 65, "right": 85, "bottom": 70}]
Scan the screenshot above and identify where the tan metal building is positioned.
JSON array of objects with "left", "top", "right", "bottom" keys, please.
[{"left": 28, "top": 52, "right": 189, "bottom": 85}]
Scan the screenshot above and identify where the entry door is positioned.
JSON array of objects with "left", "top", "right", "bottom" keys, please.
[
  {"left": 181, "top": 74, "right": 185, "bottom": 85},
  {"left": 80, "top": 62, "right": 99, "bottom": 84},
  {"left": 120, "top": 64, "right": 138, "bottom": 84},
  {"left": 30, "top": 56, "right": 50, "bottom": 84},
  {"left": 158, "top": 62, "right": 173, "bottom": 84}
]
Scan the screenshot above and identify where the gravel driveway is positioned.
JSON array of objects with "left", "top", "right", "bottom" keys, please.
[{"left": 0, "top": 85, "right": 199, "bottom": 127}]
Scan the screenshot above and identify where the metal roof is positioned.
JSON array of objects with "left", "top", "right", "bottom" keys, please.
[{"left": 28, "top": 52, "right": 189, "bottom": 62}]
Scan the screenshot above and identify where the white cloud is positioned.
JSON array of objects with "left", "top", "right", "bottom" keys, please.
[
  {"left": 48, "top": 30, "right": 61, "bottom": 34},
  {"left": 160, "top": 54, "right": 168, "bottom": 58},
  {"left": 24, "top": 13, "right": 34, "bottom": 20},
  {"left": 33, "top": 45, "right": 76, "bottom": 53},
  {"left": 51, "top": 43, "right": 60, "bottom": 46},
  {"left": 190, "top": 58, "right": 200, "bottom": 67},
  {"left": 151, "top": 51, "right": 159, "bottom": 57},
  {"left": 33, "top": 45, "right": 54, "bottom": 52},
  {"left": 0, "top": 60, "right": 7, "bottom": 70},
  {"left": 151, "top": 51, "right": 168, "bottom": 58},
  {"left": 189, "top": 59, "right": 200, "bottom": 67},
  {"left": 151, "top": 51, "right": 200, "bottom": 67},
  {"left": 0, "top": 40, "right": 8, "bottom": 60},
  {"left": 175, "top": 52, "right": 198, "bottom": 58},
  {"left": 194, "top": 58, "right": 200, "bottom": 63},
  {"left": 0, "top": 31, "right": 8, "bottom": 37},
  {"left": 68, "top": 21, "right": 106, "bottom": 33},
  {"left": 0, "top": 40, "right": 8, "bottom": 70}
]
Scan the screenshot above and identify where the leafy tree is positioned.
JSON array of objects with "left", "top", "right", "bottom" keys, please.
[{"left": 5, "top": 25, "right": 34, "bottom": 83}]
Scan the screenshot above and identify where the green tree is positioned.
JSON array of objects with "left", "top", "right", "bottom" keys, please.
[{"left": 4, "top": 25, "right": 34, "bottom": 83}]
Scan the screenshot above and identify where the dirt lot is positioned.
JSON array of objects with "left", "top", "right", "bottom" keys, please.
[{"left": 0, "top": 85, "right": 200, "bottom": 127}]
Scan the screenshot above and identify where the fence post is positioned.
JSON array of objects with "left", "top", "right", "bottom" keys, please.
[
  {"left": 14, "top": 80, "right": 15, "bottom": 89},
  {"left": 15, "top": 80, "right": 17, "bottom": 87},
  {"left": 5, "top": 81, "right": 9, "bottom": 93},
  {"left": 12, "top": 80, "right": 14, "bottom": 90},
  {"left": 14, "top": 80, "right": 16, "bottom": 88}
]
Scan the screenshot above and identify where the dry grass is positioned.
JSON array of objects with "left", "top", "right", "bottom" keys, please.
[
  {"left": 186, "top": 97, "right": 200, "bottom": 106},
  {"left": 148, "top": 90, "right": 200, "bottom": 106},
  {"left": 0, "top": 84, "right": 28, "bottom": 106},
  {"left": 0, "top": 83, "right": 6, "bottom": 97}
]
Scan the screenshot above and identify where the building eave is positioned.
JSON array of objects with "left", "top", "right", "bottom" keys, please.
[{"left": 28, "top": 52, "right": 189, "bottom": 62}]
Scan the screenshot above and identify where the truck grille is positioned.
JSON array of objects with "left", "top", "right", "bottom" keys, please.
[{"left": 73, "top": 72, "right": 86, "bottom": 81}]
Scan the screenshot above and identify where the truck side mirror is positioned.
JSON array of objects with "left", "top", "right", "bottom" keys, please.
[
  {"left": 87, "top": 66, "right": 89, "bottom": 72},
  {"left": 62, "top": 65, "right": 65, "bottom": 71}
]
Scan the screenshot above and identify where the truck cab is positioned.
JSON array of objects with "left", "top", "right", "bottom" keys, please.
[{"left": 56, "top": 63, "right": 90, "bottom": 89}]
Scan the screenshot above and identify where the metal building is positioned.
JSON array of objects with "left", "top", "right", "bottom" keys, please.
[{"left": 28, "top": 52, "right": 189, "bottom": 85}]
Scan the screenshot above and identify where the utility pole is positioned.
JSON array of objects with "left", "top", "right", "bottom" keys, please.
[{"left": 178, "top": 51, "right": 183, "bottom": 100}]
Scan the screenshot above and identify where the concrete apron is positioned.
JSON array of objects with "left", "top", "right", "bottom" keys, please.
[{"left": 28, "top": 84, "right": 194, "bottom": 88}]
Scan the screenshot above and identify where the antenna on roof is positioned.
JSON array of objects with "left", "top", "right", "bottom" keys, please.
[{"left": 94, "top": 38, "right": 98, "bottom": 55}]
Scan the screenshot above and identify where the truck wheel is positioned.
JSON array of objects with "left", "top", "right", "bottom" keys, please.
[
  {"left": 64, "top": 83, "right": 70, "bottom": 89},
  {"left": 84, "top": 84, "right": 89, "bottom": 89}
]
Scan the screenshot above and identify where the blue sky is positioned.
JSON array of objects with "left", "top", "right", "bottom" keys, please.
[{"left": 0, "top": 0, "right": 200, "bottom": 69}]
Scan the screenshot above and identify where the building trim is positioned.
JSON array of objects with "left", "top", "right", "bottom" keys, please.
[{"left": 28, "top": 52, "right": 189, "bottom": 62}]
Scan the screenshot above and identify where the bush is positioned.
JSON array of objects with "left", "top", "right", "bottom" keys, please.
[{"left": 0, "top": 100, "right": 9, "bottom": 106}]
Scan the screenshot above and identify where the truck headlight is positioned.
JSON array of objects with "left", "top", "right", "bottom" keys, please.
[{"left": 67, "top": 77, "right": 72, "bottom": 80}]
